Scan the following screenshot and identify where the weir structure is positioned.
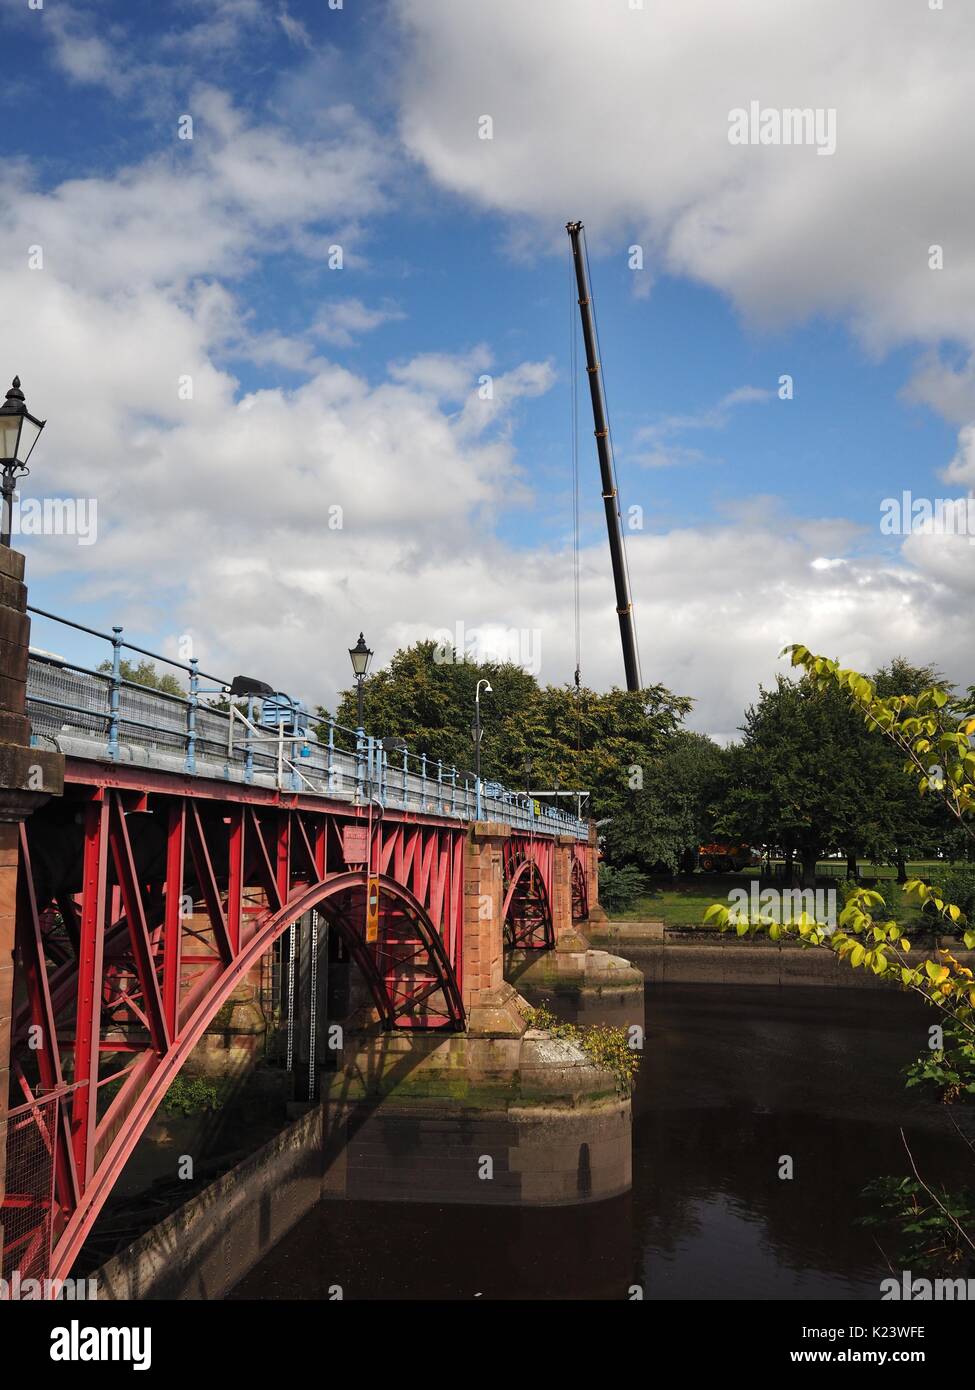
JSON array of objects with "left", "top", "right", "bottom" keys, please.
[{"left": 0, "top": 549, "right": 639, "bottom": 1294}]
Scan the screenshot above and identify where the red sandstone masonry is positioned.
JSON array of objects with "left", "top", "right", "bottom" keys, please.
[
  {"left": 0, "top": 546, "right": 63, "bottom": 1220},
  {"left": 462, "top": 824, "right": 511, "bottom": 1010},
  {"left": 551, "top": 838, "right": 576, "bottom": 943}
]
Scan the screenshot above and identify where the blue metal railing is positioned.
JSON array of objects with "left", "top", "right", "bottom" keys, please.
[{"left": 24, "top": 606, "right": 588, "bottom": 840}]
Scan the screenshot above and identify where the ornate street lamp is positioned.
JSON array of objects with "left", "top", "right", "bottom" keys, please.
[
  {"left": 473, "top": 678, "right": 492, "bottom": 817},
  {"left": 348, "top": 632, "right": 373, "bottom": 729},
  {"left": 0, "top": 376, "right": 46, "bottom": 547}
]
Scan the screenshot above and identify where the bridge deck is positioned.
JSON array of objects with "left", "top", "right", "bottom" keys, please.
[{"left": 26, "top": 645, "right": 587, "bottom": 839}]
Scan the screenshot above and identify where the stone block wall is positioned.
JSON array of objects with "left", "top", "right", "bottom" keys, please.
[{"left": 0, "top": 546, "right": 63, "bottom": 1216}]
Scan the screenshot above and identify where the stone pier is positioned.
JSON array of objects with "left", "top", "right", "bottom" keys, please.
[
  {"left": 319, "top": 820, "right": 635, "bottom": 1207},
  {"left": 0, "top": 546, "right": 63, "bottom": 1232},
  {"left": 504, "top": 831, "right": 645, "bottom": 1033}
]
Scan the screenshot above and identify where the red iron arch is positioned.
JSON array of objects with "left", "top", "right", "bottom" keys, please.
[
  {"left": 571, "top": 854, "right": 589, "bottom": 923},
  {"left": 40, "top": 869, "right": 462, "bottom": 1281},
  {"left": 501, "top": 857, "right": 554, "bottom": 950},
  {"left": 5, "top": 783, "right": 467, "bottom": 1286}
]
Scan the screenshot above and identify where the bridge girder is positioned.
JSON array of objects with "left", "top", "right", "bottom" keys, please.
[{"left": 3, "top": 771, "right": 466, "bottom": 1284}]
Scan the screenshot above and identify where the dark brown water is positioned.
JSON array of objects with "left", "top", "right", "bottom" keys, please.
[{"left": 230, "top": 985, "right": 973, "bottom": 1301}]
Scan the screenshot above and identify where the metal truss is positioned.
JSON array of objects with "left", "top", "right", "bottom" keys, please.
[
  {"left": 571, "top": 848, "right": 590, "bottom": 923},
  {"left": 4, "top": 762, "right": 466, "bottom": 1283},
  {"left": 501, "top": 835, "right": 555, "bottom": 950}
]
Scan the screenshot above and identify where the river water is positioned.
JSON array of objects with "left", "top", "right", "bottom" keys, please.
[{"left": 229, "top": 985, "right": 973, "bottom": 1301}]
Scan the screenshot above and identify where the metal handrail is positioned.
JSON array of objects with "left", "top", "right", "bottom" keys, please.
[{"left": 25, "top": 607, "right": 588, "bottom": 838}]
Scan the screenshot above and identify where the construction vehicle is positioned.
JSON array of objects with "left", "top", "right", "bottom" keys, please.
[{"left": 695, "top": 841, "right": 760, "bottom": 873}]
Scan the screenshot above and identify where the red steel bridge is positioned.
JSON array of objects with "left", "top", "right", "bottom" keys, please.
[{"left": 1, "top": 599, "right": 595, "bottom": 1288}]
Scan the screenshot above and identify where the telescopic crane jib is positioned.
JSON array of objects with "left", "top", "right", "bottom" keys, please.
[{"left": 566, "top": 220, "right": 641, "bottom": 693}]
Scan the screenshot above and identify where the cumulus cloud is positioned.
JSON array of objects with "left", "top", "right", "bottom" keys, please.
[
  {"left": 312, "top": 299, "right": 406, "bottom": 348},
  {"left": 0, "top": 96, "right": 555, "bottom": 713},
  {"left": 944, "top": 425, "right": 975, "bottom": 490},
  {"left": 395, "top": 0, "right": 975, "bottom": 351},
  {"left": 3, "top": 2, "right": 971, "bottom": 745},
  {"left": 388, "top": 0, "right": 974, "bottom": 718}
]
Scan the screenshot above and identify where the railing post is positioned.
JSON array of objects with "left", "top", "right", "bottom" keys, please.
[
  {"left": 420, "top": 752, "right": 427, "bottom": 810},
  {"left": 475, "top": 775, "right": 482, "bottom": 822},
  {"left": 450, "top": 765, "right": 457, "bottom": 815},
  {"left": 185, "top": 657, "right": 198, "bottom": 773},
  {"left": 244, "top": 697, "right": 255, "bottom": 784},
  {"left": 108, "top": 625, "right": 123, "bottom": 760},
  {"left": 402, "top": 747, "right": 408, "bottom": 808},
  {"left": 326, "top": 719, "right": 336, "bottom": 794},
  {"left": 437, "top": 758, "right": 443, "bottom": 813},
  {"left": 355, "top": 728, "right": 366, "bottom": 803}
]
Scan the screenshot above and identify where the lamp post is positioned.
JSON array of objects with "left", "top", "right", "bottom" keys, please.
[
  {"left": 473, "top": 678, "right": 492, "bottom": 818},
  {"left": 348, "top": 632, "right": 372, "bottom": 729},
  {"left": 348, "top": 632, "right": 373, "bottom": 804},
  {"left": 0, "top": 377, "right": 45, "bottom": 548}
]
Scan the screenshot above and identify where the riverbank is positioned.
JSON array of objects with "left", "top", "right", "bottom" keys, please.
[{"left": 588, "top": 921, "right": 975, "bottom": 989}]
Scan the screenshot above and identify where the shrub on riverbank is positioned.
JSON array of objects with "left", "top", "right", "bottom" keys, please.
[
  {"left": 520, "top": 1004, "right": 640, "bottom": 1097},
  {"left": 598, "top": 863, "right": 645, "bottom": 915},
  {"left": 927, "top": 864, "right": 975, "bottom": 927}
]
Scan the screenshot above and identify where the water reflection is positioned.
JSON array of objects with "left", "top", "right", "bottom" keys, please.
[{"left": 230, "top": 985, "right": 973, "bottom": 1301}]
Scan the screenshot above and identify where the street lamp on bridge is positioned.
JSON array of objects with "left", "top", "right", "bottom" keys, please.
[
  {"left": 473, "top": 678, "right": 492, "bottom": 818},
  {"left": 348, "top": 632, "right": 373, "bottom": 730},
  {"left": 0, "top": 376, "right": 46, "bottom": 548}
]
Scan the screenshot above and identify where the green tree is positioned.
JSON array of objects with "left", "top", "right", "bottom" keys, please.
[
  {"left": 714, "top": 663, "right": 944, "bottom": 886},
  {"left": 602, "top": 730, "right": 728, "bottom": 873},
  {"left": 98, "top": 657, "right": 185, "bottom": 697},
  {"left": 318, "top": 641, "right": 692, "bottom": 820},
  {"left": 714, "top": 676, "right": 871, "bottom": 886}
]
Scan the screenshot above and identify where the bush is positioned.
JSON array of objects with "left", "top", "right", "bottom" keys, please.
[
  {"left": 598, "top": 863, "right": 644, "bottom": 915},
  {"left": 926, "top": 863, "right": 975, "bottom": 929},
  {"left": 161, "top": 1075, "right": 225, "bottom": 1116},
  {"left": 520, "top": 1004, "right": 640, "bottom": 1096}
]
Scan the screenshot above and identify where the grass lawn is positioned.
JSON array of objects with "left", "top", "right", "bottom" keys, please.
[{"left": 612, "top": 861, "right": 958, "bottom": 931}]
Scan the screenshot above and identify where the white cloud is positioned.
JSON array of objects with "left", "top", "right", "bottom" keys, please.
[
  {"left": 2, "top": 8, "right": 971, "bottom": 747},
  {"left": 944, "top": 425, "right": 975, "bottom": 490},
  {"left": 41, "top": 0, "right": 268, "bottom": 98},
  {"left": 2, "top": 90, "right": 388, "bottom": 300},
  {"left": 312, "top": 298, "right": 405, "bottom": 348},
  {"left": 632, "top": 383, "right": 771, "bottom": 468},
  {"left": 394, "top": 0, "right": 975, "bottom": 355},
  {"left": 277, "top": 6, "right": 313, "bottom": 50},
  {"left": 388, "top": 347, "right": 493, "bottom": 402}
]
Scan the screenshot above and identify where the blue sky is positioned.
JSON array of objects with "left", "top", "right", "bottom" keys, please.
[{"left": 1, "top": 0, "right": 972, "bottom": 737}]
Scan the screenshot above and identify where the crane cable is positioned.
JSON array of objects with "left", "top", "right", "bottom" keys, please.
[
  {"left": 581, "top": 226, "right": 644, "bottom": 691},
  {"left": 570, "top": 267, "right": 582, "bottom": 756}
]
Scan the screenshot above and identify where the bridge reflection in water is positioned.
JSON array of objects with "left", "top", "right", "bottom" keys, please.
[{"left": 232, "top": 986, "right": 973, "bottom": 1301}]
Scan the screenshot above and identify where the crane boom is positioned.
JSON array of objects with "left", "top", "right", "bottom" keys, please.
[{"left": 566, "top": 220, "right": 641, "bottom": 692}]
